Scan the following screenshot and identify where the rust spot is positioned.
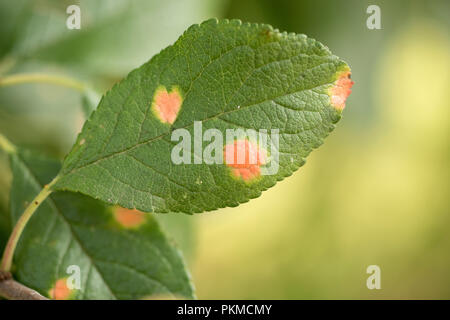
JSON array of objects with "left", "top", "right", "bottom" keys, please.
[
  {"left": 79, "top": 138, "right": 85, "bottom": 145},
  {"left": 262, "top": 29, "right": 272, "bottom": 38},
  {"left": 114, "top": 207, "right": 146, "bottom": 229},
  {"left": 329, "top": 70, "right": 354, "bottom": 110},
  {"left": 223, "top": 139, "right": 267, "bottom": 182},
  {"left": 151, "top": 86, "right": 183, "bottom": 124},
  {"left": 49, "top": 278, "right": 72, "bottom": 300},
  {"left": 0, "top": 271, "right": 12, "bottom": 281}
]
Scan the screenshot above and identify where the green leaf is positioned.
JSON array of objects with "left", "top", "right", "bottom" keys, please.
[
  {"left": 0, "top": 203, "right": 10, "bottom": 253},
  {"left": 53, "top": 19, "right": 352, "bottom": 214},
  {"left": 9, "top": 148, "right": 194, "bottom": 299}
]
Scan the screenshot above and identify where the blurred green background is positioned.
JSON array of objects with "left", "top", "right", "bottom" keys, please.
[{"left": 0, "top": 0, "right": 448, "bottom": 299}]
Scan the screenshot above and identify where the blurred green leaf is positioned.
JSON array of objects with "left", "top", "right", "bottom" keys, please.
[{"left": 155, "top": 212, "right": 196, "bottom": 262}]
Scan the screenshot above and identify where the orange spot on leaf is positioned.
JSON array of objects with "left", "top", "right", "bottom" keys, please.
[
  {"left": 115, "top": 207, "right": 146, "bottom": 228},
  {"left": 49, "top": 278, "right": 72, "bottom": 300},
  {"left": 223, "top": 139, "right": 267, "bottom": 182},
  {"left": 330, "top": 71, "right": 354, "bottom": 110},
  {"left": 151, "top": 86, "right": 183, "bottom": 124}
]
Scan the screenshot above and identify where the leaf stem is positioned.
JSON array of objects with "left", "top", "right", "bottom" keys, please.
[{"left": 0, "top": 73, "right": 87, "bottom": 93}]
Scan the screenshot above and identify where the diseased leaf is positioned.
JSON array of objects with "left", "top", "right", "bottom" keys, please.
[
  {"left": 53, "top": 19, "right": 353, "bottom": 214},
  {"left": 9, "top": 148, "right": 194, "bottom": 299}
]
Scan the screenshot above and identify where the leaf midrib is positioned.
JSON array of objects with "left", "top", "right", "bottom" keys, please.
[{"left": 61, "top": 60, "right": 333, "bottom": 178}]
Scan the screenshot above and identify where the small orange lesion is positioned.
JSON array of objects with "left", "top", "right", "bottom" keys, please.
[
  {"left": 114, "top": 207, "right": 147, "bottom": 229},
  {"left": 49, "top": 278, "right": 73, "bottom": 300},
  {"left": 151, "top": 85, "right": 183, "bottom": 124},
  {"left": 329, "top": 70, "right": 354, "bottom": 111},
  {"left": 223, "top": 139, "right": 267, "bottom": 182}
]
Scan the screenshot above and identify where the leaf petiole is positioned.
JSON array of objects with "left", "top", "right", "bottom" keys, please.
[{"left": 0, "top": 176, "right": 59, "bottom": 272}]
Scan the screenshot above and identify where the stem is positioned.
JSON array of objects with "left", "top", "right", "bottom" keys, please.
[
  {"left": 0, "top": 73, "right": 86, "bottom": 93},
  {"left": 0, "top": 176, "right": 58, "bottom": 272},
  {"left": 0, "top": 271, "right": 48, "bottom": 300}
]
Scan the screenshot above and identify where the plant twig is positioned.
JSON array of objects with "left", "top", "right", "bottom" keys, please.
[
  {"left": 0, "top": 271, "right": 48, "bottom": 300},
  {"left": 0, "top": 73, "right": 87, "bottom": 93},
  {"left": 0, "top": 177, "right": 58, "bottom": 272}
]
